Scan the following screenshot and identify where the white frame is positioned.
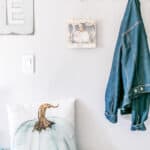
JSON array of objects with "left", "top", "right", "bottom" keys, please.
[{"left": 0, "top": 0, "right": 34, "bottom": 35}]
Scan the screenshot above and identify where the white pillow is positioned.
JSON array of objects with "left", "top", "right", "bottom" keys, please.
[{"left": 7, "top": 98, "right": 76, "bottom": 150}]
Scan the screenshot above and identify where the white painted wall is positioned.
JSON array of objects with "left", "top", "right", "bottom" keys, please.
[{"left": 0, "top": 0, "right": 150, "bottom": 150}]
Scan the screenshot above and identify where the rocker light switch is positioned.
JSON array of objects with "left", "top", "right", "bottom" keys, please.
[{"left": 22, "top": 54, "right": 35, "bottom": 74}]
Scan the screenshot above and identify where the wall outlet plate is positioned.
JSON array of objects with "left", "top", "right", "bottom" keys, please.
[{"left": 22, "top": 54, "right": 35, "bottom": 74}]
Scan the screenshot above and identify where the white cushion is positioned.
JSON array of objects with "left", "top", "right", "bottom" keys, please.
[{"left": 7, "top": 98, "right": 76, "bottom": 150}]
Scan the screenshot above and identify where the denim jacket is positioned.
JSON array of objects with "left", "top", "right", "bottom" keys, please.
[{"left": 105, "top": 0, "right": 150, "bottom": 131}]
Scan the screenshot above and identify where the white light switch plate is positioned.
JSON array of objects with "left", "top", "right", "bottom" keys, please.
[{"left": 22, "top": 54, "right": 35, "bottom": 74}]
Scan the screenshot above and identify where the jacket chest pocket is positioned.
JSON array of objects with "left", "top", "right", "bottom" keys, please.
[{"left": 122, "top": 34, "right": 131, "bottom": 50}]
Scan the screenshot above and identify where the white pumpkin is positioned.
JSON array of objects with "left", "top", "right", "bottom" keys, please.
[{"left": 12, "top": 104, "right": 76, "bottom": 150}]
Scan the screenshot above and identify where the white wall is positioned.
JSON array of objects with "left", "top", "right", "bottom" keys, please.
[{"left": 0, "top": 0, "right": 150, "bottom": 150}]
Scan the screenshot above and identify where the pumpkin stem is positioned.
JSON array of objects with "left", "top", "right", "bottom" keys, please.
[{"left": 33, "top": 103, "right": 59, "bottom": 132}]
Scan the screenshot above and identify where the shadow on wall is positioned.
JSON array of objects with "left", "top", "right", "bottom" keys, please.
[
  {"left": 96, "top": 19, "right": 104, "bottom": 48},
  {"left": 75, "top": 100, "right": 118, "bottom": 150}
]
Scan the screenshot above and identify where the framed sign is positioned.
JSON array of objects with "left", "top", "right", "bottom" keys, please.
[{"left": 0, "top": 0, "right": 34, "bottom": 35}]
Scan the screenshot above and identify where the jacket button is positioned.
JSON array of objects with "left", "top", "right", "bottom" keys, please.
[
  {"left": 140, "top": 87, "right": 144, "bottom": 91},
  {"left": 134, "top": 89, "right": 138, "bottom": 93}
]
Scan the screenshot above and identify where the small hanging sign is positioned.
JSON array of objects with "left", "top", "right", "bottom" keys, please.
[{"left": 67, "top": 18, "right": 96, "bottom": 48}]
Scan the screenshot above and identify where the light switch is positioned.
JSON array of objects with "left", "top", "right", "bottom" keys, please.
[{"left": 22, "top": 54, "right": 35, "bottom": 74}]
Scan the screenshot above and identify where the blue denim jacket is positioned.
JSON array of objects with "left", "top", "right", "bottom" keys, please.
[{"left": 105, "top": 0, "right": 150, "bottom": 131}]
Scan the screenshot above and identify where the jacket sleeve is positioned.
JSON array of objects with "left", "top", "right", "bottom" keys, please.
[{"left": 105, "top": 38, "right": 124, "bottom": 123}]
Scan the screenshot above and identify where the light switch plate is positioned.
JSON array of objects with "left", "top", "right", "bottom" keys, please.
[{"left": 22, "top": 54, "right": 35, "bottom": 74}]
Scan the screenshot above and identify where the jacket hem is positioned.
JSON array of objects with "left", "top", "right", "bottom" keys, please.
[
  {"left": 105, "top": 111, "right": 117, "bottom": 123},
  {"left": 131, "top": 123, "right": 146, "bottom": 131}
]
